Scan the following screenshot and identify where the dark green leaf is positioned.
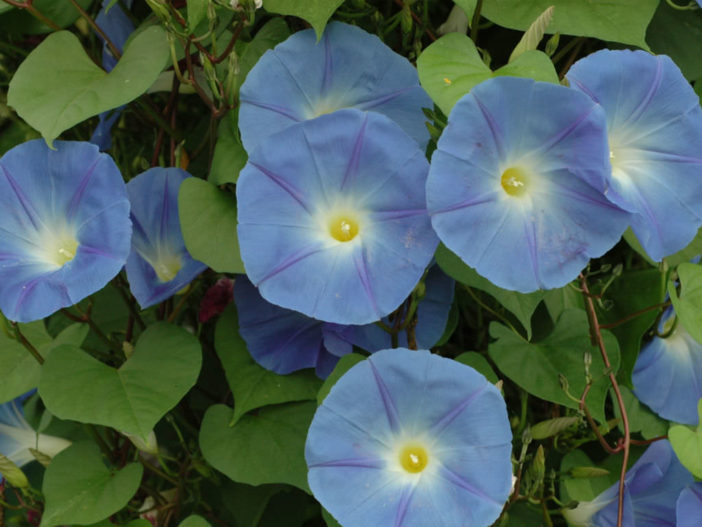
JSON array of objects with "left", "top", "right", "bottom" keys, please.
[
  {"left": 647, "top": 0, "right": 702, "bottom": 80},
  {"left": 178, "top": 516, "right": 210, "bottom": 527},
  {"left": 40, "top": 442, "right": 143, "bottom": 527},
  {"left": 215, "top": 306, "right": 321, "bottom": 424},
  {"left": 187, "top": 0, "right": 209, "bottom": 30},
  {"left": 317, "top": 353, "right": 365, "bottom": 405},
  {"left": 612, "top": 386, "right": 667, "bottom": 440},
  {"left": 210, "top": 115, "right": 247, "bottom": 185},
  {"left": 559, "top": 449, "right": 620, "bottom": 503},
  {"left": 178, "top": 178, "right": 245, "bottom": 273},
  {"left": 488, "top": 309, "right": 620, "bottom": 422},
  {"left": 0, "top": 0, "right": 92, "bottom": 34},
  {"left": 8, "top": 26, "right": 169, "bottom": 145},
  {"left": 669, "top": 263, "right": 702, "bottom": 345},
  {"left": 454, "top": 352, "right": 499, "bottom": 384},
  {"left": 199, "top": 402, "right": 315, "bottom": 492}
]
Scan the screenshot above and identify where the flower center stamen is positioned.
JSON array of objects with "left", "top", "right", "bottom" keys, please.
[
  {"left": 500, "top": 167, "right": 529, "bottom": 197},
  {"left": 328, "top": 215, "right": 360, "bottom": 242},
  {"left": 399, "top": 444, "right": 428, "bottom": 473},
  {"left": 43, "top": 235, "right": 79, "bottom": 268}
]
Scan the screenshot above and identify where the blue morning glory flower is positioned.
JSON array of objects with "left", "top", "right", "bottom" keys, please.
[
  {"left": 426, "top": 76, "right": 630, "bottom": 293},
  {"left": 237, "top": 108, "right": 438, "bottom": 324},
  {"left": 563, "top": 439, "right": 693, "bottom": 527},
  {"left": 0, "top": 393, "right": 71, "bottom": 479},
  {"left": 234, "top": 267, "right": 454, "bottom": 378},
  {"left": 632, "top": 307, "right": 702, "bottom": 425},
  {"left": 677, "top": 483, "right": 702, "bottom": 527},
  {"left": 238, "top": 21, "right": 432, "bottom": 152},
  {"left": 305, "top": 348, "right": 513, "bottom": 527},
  {"left": 567, "top": 49, "right": 702, "bottom": 261},
  {"left": 124, "top": 167, "right": 207, "bottom": 309},
  {"left": 0, "top": 140, "right": 131, "bottom": 323},
  {"left": 90, "top": 0, "right": 135, "bottom": 151}
]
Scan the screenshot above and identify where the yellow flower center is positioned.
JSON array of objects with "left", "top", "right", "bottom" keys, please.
[
  {"left": 328, "top": 215, "right": 360, "bottom": 242},
  {"left": 398, "top": 444, "right": 429, "bottom": 474},
  {"left": 152, "top": 254, "right": 182, "bottom": 282},
  {"left": 500, "top": 166, "right": 529, "bottom": 197},
  {"left": 44, "top": 235, "right": 79, "bottom": 268}
]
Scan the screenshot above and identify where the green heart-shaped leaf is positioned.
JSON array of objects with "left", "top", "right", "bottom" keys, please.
[
  {"left": 669, "top": 400, "right": 702, "bottom": 479},
  {"left": 39, "top": 323, "right": 201, "bottom": 439},
  {"left": 8, "top": 26, "right": 169, "bottom": 145},
  {"left": 199, "top": 402, "right": 315, "bottom": 492},
  {"left": 40, "top": 442, "right": 143, "bottom": 527}
]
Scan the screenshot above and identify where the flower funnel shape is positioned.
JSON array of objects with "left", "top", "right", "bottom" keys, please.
[
  {"left": 234, "top": 267, "right": 454, "bottom": 378},
  {"left": 0, "top": 140, "right": 131, "bottom": 322},
  {"left": 237, "top": 109, "right": 438, "bottom": 324},
  {"left": 563, "top": 440, "right": 693, "bottom": 527},
  {"left": 677, "top": 483, "right": 702, "bottom": 527},
  {"left": 632, "top": 307, "right": 702, "bottom": 425},
  {"left": 567, "top": 49, "right": 702, "bottom": 261},
  {"left": 0, "top": 394, "right": 71, "bottom": 476},
  {"left": 238, "top": 21, "right": 432, "bottom": 152},
  {"left": 125, "top": 167, "right": 207, "bottom": 309},
  {"left": 305, "top": 348, "right": 513, "bottom": 527},
  {"left": 426, "top": 76, "right": 629, "bottom": 293}
]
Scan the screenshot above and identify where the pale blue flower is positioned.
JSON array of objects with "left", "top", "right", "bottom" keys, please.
[
  {"left": 567, "top": 49, "right": 702, "bottom": 261},
  {"left": 125, "top": 168, "right": 207, "bottom": 309},
  {"left": 632, "top": 307, "right": 702, "bottom": 425},
  {"left": 237, "top": 109, "right": 438, "bottom": 324},
  {"left": 427, "top": 76, "right": 629, "bottom": 292},
  {"left": 306, "top": 348, "right": 513, "bottom": 527},
  {"left": 0, "top": 140, "right": 131, "bottom": 322},
  {"left": 677, "top": 483, "right": 702, "bottom": 527},
  {"left": 238, "top": 21, "right": 432, "bottom": 152}
]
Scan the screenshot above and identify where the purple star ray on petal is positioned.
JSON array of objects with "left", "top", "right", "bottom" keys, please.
[
  {"left": 305, "top": 348, "right": 513, "bottom": 527},
  {"left": 0, "top": 140, "right": 131, "bottom": 322},
  {"left": 238, "top": 22, "right": 432, "bottom": 152},
  {"left": 427, "top": 76, "right": 630, "bottom": 293},
  {"left": 124, "top": 167, "right": 207, "bottom": 309},
  {"left": 567, "top": 49, "right": 702, "bottom": 261}
]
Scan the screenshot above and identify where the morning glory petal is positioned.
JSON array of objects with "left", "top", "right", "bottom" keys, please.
[
  {"left": 239, "top": 21, "right": 432, "bottom": 152},
  {"left": 0, "top": 140, "right": 131, "bottom": 322},
  {"left": 632, "top": 308, "right": 702, "bottom": 425},
  {"left": 677, "top": 483, "right": 702, "bottom": 527},
  {"left": 96, "top": 0, "right": 135, "bottom": 72},
  {"left": 567, "top": 49, "right": 702, "bottom": 261},
  {"left": 125, "top": 168, "right": 207, "bottom": 309},
  {"left": 306, "top": 348, "right": 512, "bottom": 527},
  {"left": 237, "top": 109, "right": 438, "bottom": 324},
  {"left": 427, "top": 76, "right": 630, "bottom": 293}
]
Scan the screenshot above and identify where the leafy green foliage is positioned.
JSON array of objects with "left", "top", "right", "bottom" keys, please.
[
  {"left": 669, "top": 399, "right": 702, "bottom": 478},
  {"left": 187, "top": 0, "right": 209, "bottom": 30},
  {"left": 40, "top": 442, "right": 143, "bottom": 527},
  {"left": 215, "top": 306, "right": 321, "bottom": 424},
  {"left": 647, "top": 0, "right": 702, "bottom": 80},
  {"left": 509, "top": 5, "right": 554, "bottom": 62},
  {"left": 488, "top": 309, "right": 620, "bottom": 422},
  {"left": 454, "top": 352, "right": 499, "bottom": 383},
  {"left": 481, "top": 0, "right": 658, "bottom": 49},
  {"left": 39, "top": 323, "right": 201, "bottom": 439},
  {"left": 209, "top": 114, "right": 247, "bottom": 185},
  {"left": 7, "top": 26, "right": 169, "bottom": 145},
  {"left": 317, "top": 353, "right": 365, "bottom": 405},
  {"left": 0, "top": 0, "right": 92, "bottom": 34},
  {"left": 669, "top": 263, "right": 702, "bottom": 345},
  {"left": 178, "top": 178, "right": 245, "bottom": 273},
  {"left": 436, "top": 244, "right": 545, "bottom": 338},
  {"left": 559, "top": 449, "right": 620, "bottom": 503},
  {"left": 417, "top": 33, "right": 557, "bottom": 115},
  {"left": 199, "top": 402, "right": 315, "bottom": 492},
  {"left": 178, "top": 516, "right": 211, "bottom": 527},
  {"left": 262, "top": 0, "right": 344, "bottom": 39},
  {"left": 612, "top": 386, "right": 667, "bottom": 440}
]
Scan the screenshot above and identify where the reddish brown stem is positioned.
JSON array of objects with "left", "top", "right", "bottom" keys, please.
[
  {"left": 599, "top": 301, "right": 669, "bottom": 330},
  {"left": 67, "top": 0, "right": 122, "bottom": 60},
  {"left": 580, "top": 273, "right": 630, "bottom": 527},
  {"left": 580, "top": 383, "right": 619, "bottom": 455}
]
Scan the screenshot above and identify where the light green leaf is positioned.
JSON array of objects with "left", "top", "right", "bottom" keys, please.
[
  {"left": 453, "top": 0, "right": 478, "bottom": 22},
  {"left": 0, "top": 4, "right": 12, "bottom": 15},
  {"left": 317, "top": 353, "right": 366, "bottom": 405},
  {"left": 215, "top": 306, "right": 321, "bottom": 424},
  {"left": 665, "top": 226, "right": 702, "bottom": 268},
  {"left": 262, "top": 0, "right": 343, "bottom": 39},
  {"left": 488, "top": 309, "right": 620, "bottom": 422},
  {"left": 669, "top": 263, "right": 702, "bottom": 345},
  {"left": 8, "top": 26, "right": 169, "bottom": 145},
  {"left": 481, "top": 0, "right": 657, "bottom": 49},
  {"left": 530, "top": 416, "right": 579, "bottom": 440},
  {"left": 0, "top": 454, "right": 29, "bottom": 488},
  {"left": 199, "top": 402, "right": 315, "bottom": 492},
  {"left": 669, "top": 400, "right": 702, "bottom": 478},
  {"left": 509, "top": 5, "right": 554, "bottom": 62},
  {"left": 210, "top": 114, "right": 247, "bottom": 185},
  {"left": 39, "top": 323, "right": 202, "bottom": 439},
  {"left": 436, "top": 244, "right": 545, "bottom": 338},
  {"left": 0, "top": 323, "right": 87, "bottom": 404},
  {"left": 179, "top": 516, "right": 211, "bottom": 527},
  {"left": 187, "top": 0, "right": 209, "bottom": 29},
  {"left": 559, "top": 449, "right": 620, "bottom": 503},
  {"left": 417, "top": 33, "right": 557, "bottom": 117},
  {"left": 178, "top": 178, "right": 245, "bottom": 273},
  {"left": 454, "top": 352, "right": 499, "bottom": 384},
  {"left": 40, "top": 442, "right": 143, "bottom": 527}
]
